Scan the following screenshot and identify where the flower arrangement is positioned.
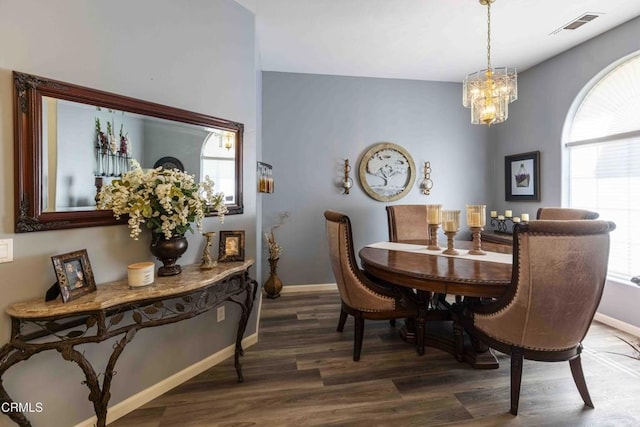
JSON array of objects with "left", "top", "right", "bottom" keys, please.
[
  {"left": 264, "top": 211, "right": 290, "bottom": 260},
  {"left": 98, "top": 160, "right": 227, "bottom": 240}
]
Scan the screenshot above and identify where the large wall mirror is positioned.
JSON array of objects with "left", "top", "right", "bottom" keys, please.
[{"left": 13, "top": 71, "right": 243, "bottom": 232}]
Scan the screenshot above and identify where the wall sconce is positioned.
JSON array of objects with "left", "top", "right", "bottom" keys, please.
[
  {"left": 342, "top": 159, "right": 353, "bottom": 194},
  {"left": 420, "top": 161, "right": 433, "bottom": 195},
  {"left": 224, "top": 132, "right": 234, "bottom": 151}
]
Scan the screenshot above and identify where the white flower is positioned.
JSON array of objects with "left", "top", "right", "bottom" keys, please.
[{"left": 98, "top": 159, "right": 227, "bottom": 240}]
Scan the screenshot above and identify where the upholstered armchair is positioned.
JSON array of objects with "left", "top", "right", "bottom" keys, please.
[
  {"left": 386, "top": 205, "right": 430, "bottom": 242},
  {"left": 324, "top": 210, "right": 418, "bottom": 361},
  {"left": 463, "top": 219, "right": 616, "bottom": 415},
  {"left": 536, "top": 207, "right": 599, "bottom": 220}
]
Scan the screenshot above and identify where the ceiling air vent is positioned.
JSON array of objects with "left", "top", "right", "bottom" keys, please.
[{"left": 549, "top": 12, "right": 603, "bottom": 35}]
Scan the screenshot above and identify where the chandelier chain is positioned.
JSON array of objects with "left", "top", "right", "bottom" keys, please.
[{"left": 486, "top": 0, "right": 492, "bottom": 70}]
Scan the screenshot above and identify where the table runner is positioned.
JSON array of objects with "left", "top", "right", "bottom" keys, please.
[{"left": 366, "top": 241, "right": 512, "bottom": 265}]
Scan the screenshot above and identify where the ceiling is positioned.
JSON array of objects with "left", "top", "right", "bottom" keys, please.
[{"left": 234, "top": 0, "right": 640, "bottom": 82}]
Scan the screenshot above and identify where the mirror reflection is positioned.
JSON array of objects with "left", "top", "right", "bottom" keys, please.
[{"left": 42, "top": 97, "right": 237, "bottom": 212}]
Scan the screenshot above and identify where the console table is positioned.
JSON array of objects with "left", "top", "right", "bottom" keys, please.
[{"left": 0, "top": 260, "right": 257, "bottom": 427}]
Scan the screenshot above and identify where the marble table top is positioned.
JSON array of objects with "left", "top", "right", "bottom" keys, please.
[{"left": 6, "top": 260, "right": 254, "bottom": 319}]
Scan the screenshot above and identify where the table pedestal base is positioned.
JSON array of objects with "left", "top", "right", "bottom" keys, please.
[{"left": 401, "top": 320, "right": 499, "bottom": 369}]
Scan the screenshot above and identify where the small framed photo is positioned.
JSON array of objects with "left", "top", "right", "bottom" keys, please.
[
  {"left": 218, "top": 231, "right": 245, "bottom": 262},
  {"left": 51, "top": 249, "right": 97, "bottom": 303},
  {"left": 505, "top": 151, "right": 540, "bottom": 201}
]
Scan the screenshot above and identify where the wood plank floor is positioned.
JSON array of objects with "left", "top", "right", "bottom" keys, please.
[{"left": 111, "top": 290, "right": 640, "bottom": 426}]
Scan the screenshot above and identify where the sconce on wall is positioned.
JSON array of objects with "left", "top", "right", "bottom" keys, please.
[
  {"left": 342, "top": 159, "right": 354, "bottom": 194},
  {"left": 420, "top": 161, "right": 433, "bottom": 195}
]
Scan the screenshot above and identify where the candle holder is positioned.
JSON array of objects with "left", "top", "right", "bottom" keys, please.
[
  {"left": 200, "top": 231, "right": 217, "bottom": 270},
  {"left": 490, "top": 212, "right": 528, "bottom": 234},
  {"left": 442, "top": 210, "right": 461, "bottom": 255},
  {"left": 466, "top": 204, "right": 486, "bottom": 256},
  {"left": 427, "top": 224, "right": 441, "bottom": 250},
  {"left": 469, "top": 226, "right": 486, "bottom": 255},
  {"left": 443, "top": 231, "right": 459, "bottom": 255},
  {"left": 426, "top": 204, "right": 442, "bottom": 250}
]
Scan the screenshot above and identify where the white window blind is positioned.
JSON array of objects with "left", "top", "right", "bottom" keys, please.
[{"left": 566, "top": 53, "right": 640, "bottom": 281}]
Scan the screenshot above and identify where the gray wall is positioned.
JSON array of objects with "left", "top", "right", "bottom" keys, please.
[
  {"left": 262, "top": 72, "right": 489, "bottom": 285},
  {"left": 490, "top": 16, "right": 640, "bottom": 327},
  {"left": 0, "top": 1, "right": 258, "bottom": 426},
  {"left": 262, "top": 16, "right": 640, "bottom": 327}
]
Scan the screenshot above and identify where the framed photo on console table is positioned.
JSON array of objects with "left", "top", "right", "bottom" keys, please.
[
  {"left": 51, "top": 249, "right": 97, "bottom": 303},
  {"left": 218, "top": 230, "right": 245, "bottom": 262},
  {"left": 505, "top": 151, "right": 540, "bottom": 201}
]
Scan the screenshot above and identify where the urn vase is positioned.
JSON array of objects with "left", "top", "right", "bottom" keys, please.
[
  {"left": 263, "top": 258, "right": 283, "bottom": 299},
  {"left": 150, "top": 234, "right": 188, "bottom": 276}
]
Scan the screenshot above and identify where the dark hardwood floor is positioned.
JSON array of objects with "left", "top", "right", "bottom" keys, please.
[{"left": 112, "top": 290, "right": 640, "bottom": 426}]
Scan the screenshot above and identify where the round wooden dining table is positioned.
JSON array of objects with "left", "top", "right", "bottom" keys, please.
[{"left": 359, "top": 240, "right": 513, "bottom": 369}]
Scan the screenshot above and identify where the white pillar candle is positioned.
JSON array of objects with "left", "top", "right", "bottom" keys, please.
[
  {"left": 513, "top": 217, "right": 521, "bottom": 223},
  {"left": 490, "top": 210, "right": 498, "bottom": 218},
  {"left": 505, "top": 210, "right": 513, "bottom": 218},
  {"left": 521, "top": 213, "right": 530, "bottom": 222},
  {"left": 497, "top": 215, "right": 505, "bottom": 220}
]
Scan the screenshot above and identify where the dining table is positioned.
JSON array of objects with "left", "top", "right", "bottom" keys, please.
[{"left": 359, "top": 239, "right": 513, "bottom": 369}]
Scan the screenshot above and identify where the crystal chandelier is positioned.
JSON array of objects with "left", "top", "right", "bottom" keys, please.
[{"left": 463, "top": 0, "right": 517, "bottom": 126}]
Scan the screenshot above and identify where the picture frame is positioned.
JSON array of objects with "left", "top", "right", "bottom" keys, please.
[
  {"left": 218, "top": 230, "right": 245, "bottom": 262},
  {"left": 51, "top": 249, "right": 97, "bottom": 303},
  {"left": 505, "top": 151, "right": 540, "bottom": 201},
  {"left": 358, "top": 142, "right": 416, "bottom": 202}
]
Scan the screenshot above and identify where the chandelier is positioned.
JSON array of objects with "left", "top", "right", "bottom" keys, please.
[{"left": 463, "top": 0, "right": 517, "bottom": 126}]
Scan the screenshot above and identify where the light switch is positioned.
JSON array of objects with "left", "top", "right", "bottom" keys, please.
[{"left": 0, "top": 239, "right": 13, "bottom": 263}]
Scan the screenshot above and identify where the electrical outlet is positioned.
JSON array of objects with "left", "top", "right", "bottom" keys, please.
[
  {"left": 217, "top": 306, "right": 225, "bottom": 322},
  {"left": 0, "top": 239, "right": 13, "bottom": 263}
]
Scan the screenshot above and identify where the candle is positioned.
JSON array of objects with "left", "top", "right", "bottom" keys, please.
[
  {"left": 497, "top": 215, "right": 505, "bottom": 220},
  {"left": 426, "top": 204, "right": 442, "bottom": 225},
  {"left": 443, "top": 221, "right": 456, "bottom": 232},
  {"left": 521, "top": 213, "right": 530, "bottom": 222},
  {"left": 513, "top": 217, "right": 521, "bottom": 223},
  {"left": 505, "top": 210, "right": 513, "bottom": 218},
  {"left": 466, "top": 204, "right": 486, "bottom": 227},
  {"left": 490, "top": 210, "right": 498, "bottom": 218}
]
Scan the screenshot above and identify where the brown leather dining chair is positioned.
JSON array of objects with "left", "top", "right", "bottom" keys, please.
[
  {"left": 385, "top": 204, "right": 429, "bottom": 241},
  {"left": 536, "top": 207, "right": 599, "bottom": 220},
  {"left": 462, "top": 219, "right": 616, "bottom": 415},
  {"left": 324, "top": 210, "right": 418, "bottom": 361}
]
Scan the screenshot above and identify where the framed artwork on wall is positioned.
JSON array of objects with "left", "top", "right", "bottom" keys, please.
[
  {"left": 358, "top": 142, "right": 416, "bottom": 202},
  {"left": 505, "top": 151, "right": 540, "bottom": 201},
  {"left": 51, "top": 249, "right": 97, "bottom": 303},
  {"left": 257, "top": 161, "right": 274, "bottom": 193}
]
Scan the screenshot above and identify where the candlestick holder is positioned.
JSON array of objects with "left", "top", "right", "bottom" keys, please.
[
  {"left": 490, "top": 216, "right": 527, "bottom": 234},
  {"left": 200, "top": 232, "right": 217, "bottom": 270},
  {"left": 427, "top": 224, "right": 441, "bottom": 250},
  {"left": 469, "top": 226, "right": 486, "bottom": 255},
  {"left": 443, "top": 231, "right": 459, "bottom": 255}
]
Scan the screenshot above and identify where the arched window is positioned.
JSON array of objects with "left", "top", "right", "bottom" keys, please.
[
  {"left": 565, "top": 52, "right": 640, "bottom": 281},
  {"left": 201, "top": 130, "right": 236, "bottom": 204}
]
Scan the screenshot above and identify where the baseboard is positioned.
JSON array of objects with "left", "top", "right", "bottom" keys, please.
[
  {"left": 73, "top": 333, "right": 258, "bottom": 427},
  {"left": 594, "top": 312, "right": 640, "bottom": 337},
  {"left": 281, "top": 283, "right": 337, "bottom": 293}
]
